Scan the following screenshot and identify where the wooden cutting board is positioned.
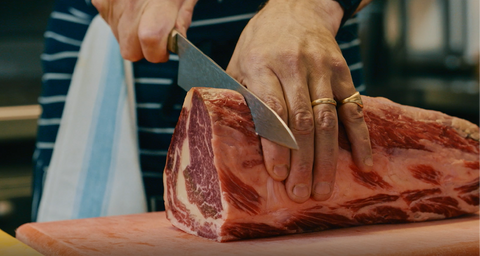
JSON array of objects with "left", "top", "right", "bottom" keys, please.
[
  {"left": 0, "top": 229, "right": 42, "bottom": 256},
  {"left": 16, "top": 212, "right": 479, "bottom": 256}
]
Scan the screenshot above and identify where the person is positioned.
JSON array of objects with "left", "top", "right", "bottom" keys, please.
[{"left": 32, "top": 0, "right": 373, "bottom": 221}]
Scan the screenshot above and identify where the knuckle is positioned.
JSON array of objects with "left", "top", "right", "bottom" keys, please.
[
  {"left": 280, "top": 50, "right": 301, "bottom": 69},
  {"left": 315, "top": 109, "right": 337, "bottom": 132},
  {"left": 291, "top": 110, "right": 314, "bottom": 135},
  {"left": 308, "top": 50, "right": 349, "bottom": 75},
  {"left": 138, "top": 28, "right": 162, "bottom": 47},
  {"left": 341, "top": 104, "right": 365, "bottom": 124},
  {"left": 263, "top": 96, "right": 286, "bottom": 119},
  {"left": 120, "top": 46, "right": 143, "bottom": 62},
  {"left": 294, "top": 162, "right": 313, "bottom": 178},
  {"left": 330, "top": 57, "right": 349, "bottom": 74},
  {"left": 308, "top": 52, "right": 322, "bottom": 67},
  {"left": 241, "top": 49, "right": 270, "bottom": 75},
  {"left": 245, "top": 48, "right": 268, "bottom": 66},
  {"left": 306, "top": 45, "right": 324, "bottom": 62}
]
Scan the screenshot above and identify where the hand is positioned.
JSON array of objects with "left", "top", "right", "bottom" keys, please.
[
  {"left": 92, "top": 0, "right": 198, "bottom": 63},
  {"left": 226, "top": 0, "right": 373, "bottom": 203}
]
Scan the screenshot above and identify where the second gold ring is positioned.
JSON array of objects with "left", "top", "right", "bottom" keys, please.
[{"left": 340, "top": 92, "right": 363, "bottom": 108}]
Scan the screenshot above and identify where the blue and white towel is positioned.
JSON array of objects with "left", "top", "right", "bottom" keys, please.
[{"left": 37, "top": 16, "right": 147, "bottom": 222}]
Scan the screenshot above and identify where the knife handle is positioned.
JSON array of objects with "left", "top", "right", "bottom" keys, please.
[{"left": 167, "top": 29, "right": 179, "bottom": 54}]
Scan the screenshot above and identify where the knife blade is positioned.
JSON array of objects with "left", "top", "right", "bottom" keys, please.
[{"left": 167, "top": 29, "right": 298, "bottom": 149}]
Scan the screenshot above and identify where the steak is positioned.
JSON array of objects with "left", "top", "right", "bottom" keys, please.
[{"left": 163, "top": 87, "right": 479, "bottom": 242}]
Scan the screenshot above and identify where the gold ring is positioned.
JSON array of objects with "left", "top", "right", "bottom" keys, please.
[
  {"left": 311, "top": 98, "right": 337, "bottom": 107},
  {"left": 341, "top": 92, "right": 363, "bottom": 108}
]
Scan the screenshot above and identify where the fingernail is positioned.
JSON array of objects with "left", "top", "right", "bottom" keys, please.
[
  {"left": 293, "top": 184, "right": 309, "bottom": 198},
  {"left": 364, "top": 157, "right": 373, "bottom": 167},
  {"left": 314, "top": 182, "right": 331, "bottom": 195},
  {"left": 273, "top": 165, "right": 288, "bottom": 178}
]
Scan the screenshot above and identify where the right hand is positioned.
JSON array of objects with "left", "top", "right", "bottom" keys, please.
[
  {"left": 92, "top": 0, "right": 198, "bottom": 63},
  {"left": 226, "top": 0, "right": 373, "bottom": 203}
]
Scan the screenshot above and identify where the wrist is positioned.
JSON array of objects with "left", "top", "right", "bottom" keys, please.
[
  {"left": 331, "top": 0, "right": 363, "bottom": 28},
  {"left": 263, "top": 0, "right": 344, "bottom": 35},
  {"left": 321, "top": 0, "right": 344, "bottom": 34}
]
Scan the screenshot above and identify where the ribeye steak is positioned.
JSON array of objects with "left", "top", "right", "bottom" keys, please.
[{"left": 163, "top": 87, "right": 479, "bottom": 242}]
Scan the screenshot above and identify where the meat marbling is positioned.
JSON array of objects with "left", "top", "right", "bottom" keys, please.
[{"left": 163, "top": 87, "right": 479, "bottom": 242}]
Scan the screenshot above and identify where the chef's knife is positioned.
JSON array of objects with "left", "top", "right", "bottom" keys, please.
[{"left": 167, "top": 29, "right": 298, "bottom": 150}]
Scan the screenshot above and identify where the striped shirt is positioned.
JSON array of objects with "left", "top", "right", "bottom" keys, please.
[{"left": 32, "top": 0, "right": 365, "bottom": 221}]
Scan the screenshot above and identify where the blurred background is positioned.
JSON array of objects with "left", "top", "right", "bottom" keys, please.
[
  {"left": 361, "top": 0, "right": 479, "bottom": 123},
  {"left": 0, "top": 0, "right": 55, "bottom": 236},
  {"left": 0, "top": 0, "right": 478, "bottom": 236}
]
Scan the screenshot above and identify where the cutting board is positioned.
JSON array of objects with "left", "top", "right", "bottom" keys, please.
[{"left": 16, "top": 212, "right": 479, "bottom": 256}]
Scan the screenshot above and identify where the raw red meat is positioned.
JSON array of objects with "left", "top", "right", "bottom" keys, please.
[{"left": 163, "top": 87, "right": 479, "bottom": 242}]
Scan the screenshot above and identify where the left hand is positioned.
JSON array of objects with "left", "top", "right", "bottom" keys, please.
[{"left": 226, "top": 0, "right": 373, "bottom": 203}]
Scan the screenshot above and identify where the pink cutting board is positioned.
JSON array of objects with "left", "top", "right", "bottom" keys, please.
[{"left": 16, "top": 212, "right": 479, "bottom": 256}]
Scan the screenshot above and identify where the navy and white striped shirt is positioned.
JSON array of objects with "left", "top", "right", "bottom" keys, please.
[{"left": 32, "top": 0, "right": 365, "bottom": 221}]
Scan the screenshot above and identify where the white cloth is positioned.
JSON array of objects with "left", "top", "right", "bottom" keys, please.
[{"left": 37, "top": 16, "right": 147, "bottom": 222}]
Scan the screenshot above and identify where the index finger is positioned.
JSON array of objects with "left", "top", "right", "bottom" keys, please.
[{"left": 226, "top": 61, "right": 291, "bottom": 182}]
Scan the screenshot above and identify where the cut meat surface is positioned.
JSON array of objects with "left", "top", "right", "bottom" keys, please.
[{"left": 163, "top": 88, "right": 479, "bottom": 242}]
